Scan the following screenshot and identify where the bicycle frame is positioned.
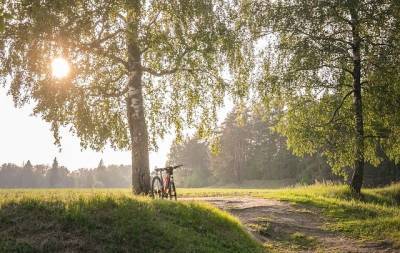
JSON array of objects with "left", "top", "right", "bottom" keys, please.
[{"left": 155, "top": 169, "right": 174, "bottom": 192}]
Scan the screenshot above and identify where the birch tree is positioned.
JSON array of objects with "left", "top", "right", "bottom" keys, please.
[
  {"left": 245, "top": 0, "right": 400, "bottom": 193},
  {"left": 0, "top": 0, "right": 244, "bottom": 194}
]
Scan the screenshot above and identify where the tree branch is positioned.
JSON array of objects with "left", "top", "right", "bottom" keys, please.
[
  {"left": 292, "top": 27, "right": 353, "bottom": 47},
  {"left": 90, "top": 85, "right": 129, "bottom": 98},
  {"left": 327, "top": 89, "right": 354, "bottom": 124},
  {"left": 140, "top": 46, "right": 194, "bottom": 76},
  {"left": 75, "top": 42, "right": 129, "bottom": 69},
  {"left": 140, "top": 66, "right": 178, "bottom": 76},
  {"left": 290, "top": 63, "right": 353, "bottom": 77},
  {"left": 364, "top": 134, "right": 389, "bottom": 139},
  {"left": 83, "top": 29, "right": 125, "bottom": 47},
  {"left": 332, "top": 6, "right": 353, "bottom": 26},
  {"left": 141, "top": 66, "right": 201, "bottom": 76},
  {"left": 94, "top": 48, "right": 129, "bottom": 69}
]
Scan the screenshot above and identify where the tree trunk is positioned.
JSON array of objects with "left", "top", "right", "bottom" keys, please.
[
  {"left": 126, "top": 2, "right": 150, "bottom": 194},
  {"left": 349, "top": 2, "right": 364, "bottom": 194}
]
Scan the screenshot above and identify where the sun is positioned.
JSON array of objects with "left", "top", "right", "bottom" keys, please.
[{"left": 51, "top": 57, "right": 70, "bottom": 79}]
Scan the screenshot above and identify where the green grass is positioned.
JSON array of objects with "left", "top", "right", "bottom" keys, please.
[
  {"left": 179, "top": 183, "right": 400, "bottom": 246},
  {"left": 0, "top": 189, "right": 263, "bottom": 253},
  {"left": 249, "top": 218, "right": 318, "bottom": 251},
  {"left": 2, "top": 184, "right": 399, "bottom": 252},
  {"left": 286, "top": 232, "right": 317, "bottom": 250}
]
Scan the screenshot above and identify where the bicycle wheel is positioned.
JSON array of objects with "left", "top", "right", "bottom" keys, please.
[
  {"left": 169, "top": 181, "right": 177, "bottom": 200},
  {"left": 151, "top": 176, "right": 163, "bottom": 199}
]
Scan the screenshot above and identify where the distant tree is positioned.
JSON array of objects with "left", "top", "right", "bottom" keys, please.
[
  {"left": 25, "top": 160, "right": 32, "bottom": 168},
  {"left": 211, "top": 108, "right": 251, "bottom": 184},
  {"left": 48, "top": 157, "right": 59, "bottom": 187},
  {"left": 33, "top": 164, "right": 50, "bottom": 187},
  {"left": 86, "top": 170, "right": 95, "bottom": 188},
  {"left": 20, "top": 160, "right": 36, "bottom": 187},
  {"left": 95, "top": 158, "right": 110, "bottom": 187},
  {"left": 245, "top": 113, "right": 302, "bottom": 181},
  {"left": 167, "top": 137, "right": 210, "bottom": 187},
  {"left": 0, "top": 163, "right": 20, "bottom": 188},
  {"left": 46, "top": 157, "right": 71, "bottom": 187},
  {"left": 70, "top": 168, "right": 94, "bottom": 188},
  {"left": 98, "top": 159, "right": 105, "bottom": 170},
  {"left": 104, "top": 164, "right": 131, "bottom": 187},
  {"left": 1, "top": 0, "right": 245, "bottom": 194}
]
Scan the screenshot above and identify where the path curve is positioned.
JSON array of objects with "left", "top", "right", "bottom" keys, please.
[{"left": 181, "top": 197, "right": 397, "bottom": 253}]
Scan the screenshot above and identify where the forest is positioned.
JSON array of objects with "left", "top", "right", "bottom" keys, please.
[
  {"left": 0, "top": 159, "right": 131, "bottom": 188},
  {"left": 169, "top": 107, "right": 400, "bottom": 188}
]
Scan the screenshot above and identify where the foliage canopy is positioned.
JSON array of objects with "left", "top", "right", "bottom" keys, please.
[{"left": 0, "top": 0, "right": 245, "bottom": 150}]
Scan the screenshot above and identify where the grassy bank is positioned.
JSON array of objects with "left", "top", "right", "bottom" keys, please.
[
  {"left": 179, "top": 183, "right": 400, "bottom": 246},
  {"left": 0, "top": 190, "right": 263, "bottom": 253},
  {"left": 1, "top": 184, "right": 398, "bottom": 251}
]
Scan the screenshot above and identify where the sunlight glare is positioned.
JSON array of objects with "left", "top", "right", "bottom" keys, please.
[{"left": 51, "top": 57, "right": 70, "bottom": 79}]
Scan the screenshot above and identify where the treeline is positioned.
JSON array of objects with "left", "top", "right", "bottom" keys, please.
[
  {"left": 167, "top": 108, "right": 400, "bottom": 188},
  {"left": 0, "top": 159, "right": 130, "bottom": 188}
]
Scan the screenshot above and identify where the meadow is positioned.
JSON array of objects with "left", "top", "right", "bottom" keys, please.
[{"left": 0, "top": 183, "right": 399, "bottom": 252}]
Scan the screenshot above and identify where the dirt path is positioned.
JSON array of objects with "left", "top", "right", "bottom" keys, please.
[{"left": 181, "top": 197, "right": 397, "bottom": 253}]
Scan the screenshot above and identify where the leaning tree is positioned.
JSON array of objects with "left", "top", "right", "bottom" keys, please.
[
  {"left": 243, "top": 0, "right": 400, "bottom": 193},
  {"left": 0, "top": 0, "right": 246, "bottom": 194}
]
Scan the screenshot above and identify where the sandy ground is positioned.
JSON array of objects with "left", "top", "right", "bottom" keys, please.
[{"left": 181, "top": 197, "right": 398, "bottom": 253}]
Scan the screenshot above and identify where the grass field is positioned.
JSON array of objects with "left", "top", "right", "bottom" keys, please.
[
  {"left": 1, "top": 184, "right": 399, "bottom": 252},
  {"left": 179, "top": 183, "right": 400, "bottom": 246},
  {"left": 0, "top": 189, "right": 263, "bottom": 253}
]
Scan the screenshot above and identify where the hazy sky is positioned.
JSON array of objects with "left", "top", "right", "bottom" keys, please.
[
  {"left": 0, "top": 88, "right": 230, "bottom": 170},
  {"left": 0, "top": 88, "right": 173, "bottom": 170}
]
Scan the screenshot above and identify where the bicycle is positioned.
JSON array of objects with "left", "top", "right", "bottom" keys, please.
[{"left": 151, "top": 164, "right": 183, "bottom": 200}]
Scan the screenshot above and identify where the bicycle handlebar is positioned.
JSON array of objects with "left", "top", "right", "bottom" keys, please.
[
  {"left": 170, "top": 164, "right": 183, "bottom": 169},
  {"left": 154, "top": 164, "right": 183, "bottom": 171}
]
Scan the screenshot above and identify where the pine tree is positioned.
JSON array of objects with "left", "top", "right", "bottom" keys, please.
[{"left": 48, "top": 157, "right": 59, "bottom": 187}]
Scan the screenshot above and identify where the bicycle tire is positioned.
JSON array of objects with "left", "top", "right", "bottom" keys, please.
[
  {"left": 169, "top": 181, "right": 177, "bottom": 200},
  {"left": 151, "top": 176, "right": 163, "bottom": 199}
]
